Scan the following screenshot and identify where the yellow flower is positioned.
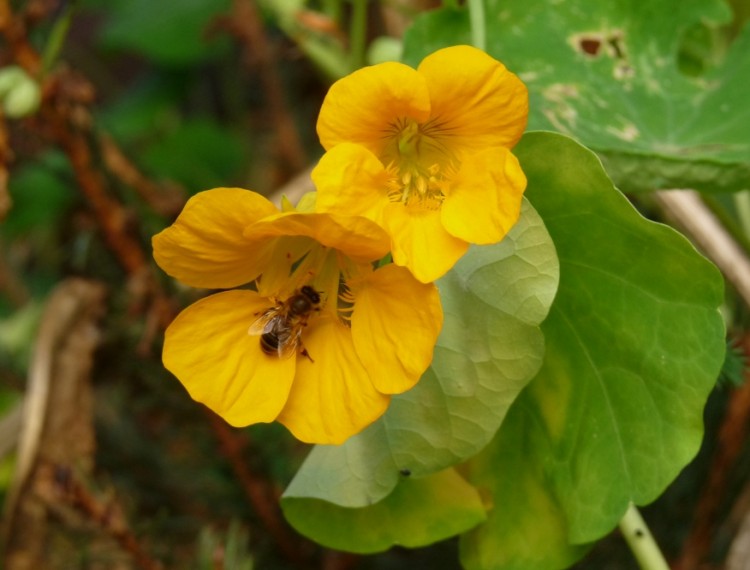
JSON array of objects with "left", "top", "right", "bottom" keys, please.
[
  {"left": 153, "top": 188, "right": 443, "bottom": 445},
  {"left": 313, "top": 45, "right": 528, "bottom": 283}
]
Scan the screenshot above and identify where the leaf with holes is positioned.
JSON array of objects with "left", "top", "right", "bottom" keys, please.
[{"left": 404, "top": 0, "right": 750, "bottom": 193}]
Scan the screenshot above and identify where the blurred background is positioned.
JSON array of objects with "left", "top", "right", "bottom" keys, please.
[{"left": 0, "top": 0, "right": 749, "bottom": 568}]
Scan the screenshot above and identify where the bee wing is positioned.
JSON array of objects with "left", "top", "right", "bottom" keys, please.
[
  {"left": 248, "top": 308, "right": 281, "bottom": 336},
  {"left": 275, "top": 331, "right": 300, "bottom": 359},
  {"left": 275, "top": 325, "right": 306, "bottom": 359}
]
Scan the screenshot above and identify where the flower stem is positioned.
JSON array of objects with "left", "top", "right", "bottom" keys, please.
[
  {"left": 41, "top": 0, "right": 77, "bottom": 76},
  {"left": 348, "top": 0, "right": 368, "bottom": 70},
  {"left": 619, "top": 504, "right": 669, "bottom": 570},
  {"left": 322, "top": 0, "right": 342, "bottom": 22},
  {"left": 467, "top": 0, "right": 486, "bottom": 51}
]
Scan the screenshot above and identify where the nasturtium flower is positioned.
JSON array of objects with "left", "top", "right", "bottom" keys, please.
[
  {"left": 153, "top": 188, "right": 443, "bottom": 445},
  {"left": 312, "top": 45, "right": 528, "bottom": 283}
]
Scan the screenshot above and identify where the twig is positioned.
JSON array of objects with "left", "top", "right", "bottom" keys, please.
[
  {"left": 654, "top": 190, "right": 750, "bottom": 569},
  {"left": 40, "top": 88, "right": 175, "bottom": 333},
  {"left": 727, "top": 506, "right": 750, "bottom": 570},
  {"left": 220, "top": 0, "right": 308, "bottom": 180},
  {"left": 1, "top": 279, "right": 105, "bottom": 543},
  {"left": 205, "top": 411, "right": 310, "bottom": 567},
  {"left": 0, "top": 109, "right": 11, "bottom": 221},
  {"left": 675, "top": 336, "right": 750, "bottom": 569},
  {"left": 99, "top": 133, "right": 186, "bottom": 218},
  {"left": 0, "top": 0, "right": 41, "bottom": 73},
  {"left": 50, "top": 465, "right": 163, "bottom": 570},
  {"left": 44, "top": 104, "right": 147, "bottom": 275}
]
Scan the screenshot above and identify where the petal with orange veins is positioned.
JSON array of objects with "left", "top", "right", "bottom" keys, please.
[
  {"left": 317, "top": 62, "right": 431, "bottom": 156},
  {"left": 441, "top": 147, "right": 526, "bottom": 244},
  {"left": 351, "top": 263, "right": 443, "bottom": 394},
  {"left": 163, "top": 290, "right": 295, "bottom": 427},
  {"left": 276, "top": 315, "right": 390, "bottom": 444},
  {"left": 313, "top": 143, "right": 392, "bottom": 226},
  {"left": 153, "top": 188, "right": 279, "bottom": 289},
  {"left": 244, "top": 211, "right": 390, "bottom": 264},
  {"left": 418, "top": 45, "right": 528, "bottom": 152},
  {"left": 384, "top": 204, "right": 468, "bottom": 283}
]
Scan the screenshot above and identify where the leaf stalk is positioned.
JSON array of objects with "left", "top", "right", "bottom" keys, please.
[{"left": 619, "top": 503, "right": 669, "bottom": 570}]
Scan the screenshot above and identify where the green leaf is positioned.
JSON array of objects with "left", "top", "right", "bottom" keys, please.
[
  {"left": 2, "top": 152, "right": 75, "bottom": 238},
  {"left": 459, "top": 132, "right": 725, "bottom": 569},
  {"left": 403, "top": 7, "right": 471, "bottom": 58},
  {"left": 140, "top": 118, "right": 248, "bottom": 194},
  {"left": 283, "top": 199, "right": 559, "bottom": 508},
  {"left": 403, "top": 1, "right": 750, "bottom": 193},
  {"left": 282, "top": 468, "right": 486, "bottom": 554},
  {"left": 96, "top": 0, "right": 231, "bottom": 66}
]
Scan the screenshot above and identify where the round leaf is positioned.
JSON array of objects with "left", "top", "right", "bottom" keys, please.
[
  {"left": 460, "top": 132, "right": 725, "bottom": 569},
  {"left": 282, "top": 468, "right": 486, "bottom": 554}
]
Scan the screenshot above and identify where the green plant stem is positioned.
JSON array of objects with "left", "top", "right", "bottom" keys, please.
[
  {"left": 467, "top": 0, "right": 486, "bottom": 50},
  {"left": 41, "top": 1, "right": 77, "bottom": 75},
  {"left": 348, "top": 0, "right": 368, "bottom": 70},
  {"left": 442, "top": 0, "right": 460, "bottom": 8},
  {"left": 297, "top": 37, "right": 351, "bottom": 82},
  {"left": 619, "top": 504, "right": 669, "bottom": 570},
  {"left": 322, "top": 0, "right": 343, "bottom": 22}
]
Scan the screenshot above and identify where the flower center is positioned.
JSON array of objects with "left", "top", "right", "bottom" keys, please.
[{"left": 382, "top": 119, "right": 456, "bottom": 210}]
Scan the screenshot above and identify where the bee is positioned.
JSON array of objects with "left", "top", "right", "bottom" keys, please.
[{"left": 248, "top": 286, "right": 322, "bottom": 359}]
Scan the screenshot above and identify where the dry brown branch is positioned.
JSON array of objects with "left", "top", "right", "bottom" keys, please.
[
  {"left": 1, "top": 278, "right": 164, "bottom": 570},
  {"left": 0, "top": 109, "right": 11, "bottom": 221},
  {"left": 44, "top": 466, "right": 164, "bottom": 570},
  {"left": 2, "top": 279, "right": 98, "bottom": 564},
  {"left": 654, "top": 191, "right": 750, "bottom": 569},
  {"left": 674, "top": 362, "right": 750, "bottom": 569},
  {"left": 38, "top": 75, "right": 176, "bottom": 332},
  {"left": 727, "top": 507, "right": 750, "bottom": 570},
  {"left": 99, "top": 133, "right": 186, "bottom": 218},
  {"left": 0, "top": 0, "right": 40, "bottom": 72},
  {"left": 206, "top": 411, "right": 311, "bottom": 567},
  {"left": 653, "top": 189, "right": 750, "bottom": 308},
  {"left": 44, "top": 102, "right": 147, "bottom": 275}
]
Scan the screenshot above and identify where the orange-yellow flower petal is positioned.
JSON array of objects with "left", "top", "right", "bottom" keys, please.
[
  {"left": 383, "top": 204, "right": 468, "bottom": 284},
  {"left": 441, "top": 147, "right": 526, "bottom": 244},
  {"left": 153, "top": 188, "right": 278, "bottom": 289},
  {"left": 163, "top": 290, "right": 295, "bottom": 427},
  {"left": 276, "top": 315, "right": 390, "bottom": 444},
  {"left": 243, "top": 211, "right": 390, "bottom": 264},
  {"left": 312, "top": 142, "right": 391, "bottom": 225},
  {"left": 352, "top": 264, "right": 443, "bottom": 394},
  {"left": 317, "top": 62, "right": 431, "bottom": 155},
  {"left": 418, "top": 45, "right": 528, "bottom": 152}
]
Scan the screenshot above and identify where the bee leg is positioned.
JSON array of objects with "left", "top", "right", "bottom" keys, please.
[{"left": 300, "top": 341, "right": 315, "bottom": 363}]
